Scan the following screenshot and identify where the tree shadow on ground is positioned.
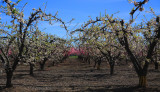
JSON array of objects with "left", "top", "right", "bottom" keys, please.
[
  {"left": 0, "top": 86, "right": 5, "bottom": 90},
  {"left": 13, "top": 74, "right": 31, "bottom": 80},
  {"left": 85, "top": 85, "right": 160, "bottom": 92}
]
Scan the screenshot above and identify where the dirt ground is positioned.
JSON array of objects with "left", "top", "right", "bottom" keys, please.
[{"left": 0, "top": 58, "right": 160, "bottom": 92}]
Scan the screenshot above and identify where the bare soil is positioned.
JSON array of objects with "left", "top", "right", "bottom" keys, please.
[{"left": 0, "top": 58, "right": 160, "bottom": 92}]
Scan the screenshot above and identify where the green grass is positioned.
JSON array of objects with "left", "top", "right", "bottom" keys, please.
[{"left": 69, "top": 56, "right": 78, "bottom": 59}]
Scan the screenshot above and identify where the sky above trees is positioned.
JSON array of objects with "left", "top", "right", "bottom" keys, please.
[{"left": 0, "top": 0, "right": 160, "bottom": 38}]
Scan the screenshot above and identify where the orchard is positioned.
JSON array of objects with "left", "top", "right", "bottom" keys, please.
[{"left": 0, "top": 0, "right": 160, "bottom": 91}]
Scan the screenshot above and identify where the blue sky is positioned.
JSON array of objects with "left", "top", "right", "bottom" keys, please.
[{"left": 1, "top": 0, "right": 160, "bottom": 38}]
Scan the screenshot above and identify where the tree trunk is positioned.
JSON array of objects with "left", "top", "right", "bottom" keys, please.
[
  {"left": 97, "top": 61, "right": 101, "bottom": 70},
  {"left": 52, "top": 62, "right": 55, "bottom": 66},
  {"left": 139, "top": 75, "right": 147, "bottom": 87},
  {"left": 109, "top": 62, "right": 115, "bottom": 75},
  {"left": 39, "top": 63, "right": 44, "bottom": 70},
  {"left": 97, "top": 64, "right": 100, "bottom": 70},
  {"left": 154, "top": 62, "right": 159, "bottom": 70},
  {"left": 88, "top": 58, "right": 90, "bottom": 64},
  {"left": 5, "top": 68, "right": 13, "bottom": 88},
  {"left": 39, "top": 57, "right": 48, "bottom": 70},
  {"left": 29, "top": 63, "right": 34, "bottom": 76},
  {"left": 126, "top": 59, "right": 128, "bottom": 64},
  {"left": 94, "top": 61, "right": 97, "bottom": 68}
]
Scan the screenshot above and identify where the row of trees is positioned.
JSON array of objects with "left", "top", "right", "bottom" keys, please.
[
  {"left": 71, "top": 0, "right": 160, "bottom": 87},
  {"left": 0, "top": 0, "right": 159, "bottom": 89},
  {"left": 0, "top": 0, "right": 71, "bottom": 88}
]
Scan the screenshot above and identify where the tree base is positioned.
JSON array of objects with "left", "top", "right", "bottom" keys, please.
[
  {"left": 139, "top": 76, "right": 147, "bottom": 88},
  {"left": 97, "top": 65, "right": 100, "bottom": 70}
]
